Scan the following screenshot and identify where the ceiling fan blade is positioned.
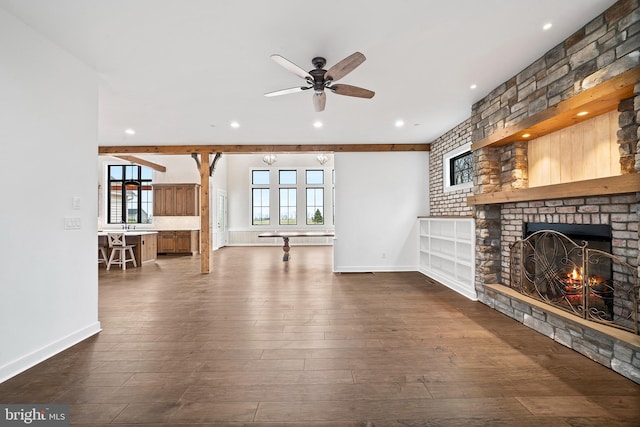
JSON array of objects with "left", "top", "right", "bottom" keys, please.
[
  {"left": 313, "top": 92, "right": 326, "bottom": 112},
  {"left": 270, "top": 54, "right": 312, "bottom": 80},
  {"left": 264, "top": 86, "right": 311, "bottom": 97},
  {"left": 330, "top": 84, "right": 375, "bottom": 99},
  {"left": 325, "top": 52, "right": 366, "bottom": 81}
]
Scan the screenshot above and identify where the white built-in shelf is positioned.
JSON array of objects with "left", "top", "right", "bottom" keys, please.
[{"left": 418, "top": 217, "right": 476, "bottom": 300}]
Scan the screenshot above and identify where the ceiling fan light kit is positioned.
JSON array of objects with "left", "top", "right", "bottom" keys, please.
[{"left": 265, "top": 52, "right": 375, "bottom": 112}]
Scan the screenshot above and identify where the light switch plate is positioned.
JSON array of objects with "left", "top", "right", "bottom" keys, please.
[
  {"left": 64, "top": 217, "right": 81, "bottom": 230},
  {"left": 72, "top": 196, "right": 81, "bottom": 210}
]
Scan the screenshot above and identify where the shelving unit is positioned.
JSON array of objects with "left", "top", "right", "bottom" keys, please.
[{"left": 418, "top": 217, "right": 476, "bottom": 300}]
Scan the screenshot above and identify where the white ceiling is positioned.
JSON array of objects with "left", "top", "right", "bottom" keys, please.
[{"left": 0, "top": 0, "right": 618, "bottom": 147}]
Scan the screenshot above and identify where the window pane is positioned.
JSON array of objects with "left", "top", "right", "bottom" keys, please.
[
  {"left": 141, "top": 187, "right": 153, "bottom": 223},
  {"left": 306, "top": 170, "right": 324, "bottom": 185},
  {"left": 109, "top": 165, "right": 122, "bottom": 180},
  {"left": 279, "top": 188, "right": 297, "bottom": 225},
  {"left": 125, "top": 165, "right": 137, "bottom": 180},
  {"left": 141, "top": 166, "right": 153, "bottom": 180},
  {"left": 125, "top": 183, "right": 139, "bottom": 223},
  {"left": 279, "top": 170, "right": 296, "bottom": 185},
  {"left": 109, "top": 182, "right": 123, "bottom": 224},
  {"left": 252, "top": 188, "right": 270, "bottom": 225},
  {"left": 306, "top": 188, "right": 324, "bottom": 225},
  {"left": 252, "top": 170, "right": 269, "bottom": 185}
]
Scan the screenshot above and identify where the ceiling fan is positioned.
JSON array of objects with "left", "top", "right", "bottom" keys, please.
[{"left": 264, "top": 52, "right": 375, "bottom": 112}]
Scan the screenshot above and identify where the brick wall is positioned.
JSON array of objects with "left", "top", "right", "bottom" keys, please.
[{"left": 428, "top": 118, "right": 473, "bottom": 216}]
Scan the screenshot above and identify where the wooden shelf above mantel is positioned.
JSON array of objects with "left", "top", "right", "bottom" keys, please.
[
  {"left": 471, "top": 66, "right": 640, "bottom": 151},
  {"left": 467, "top": 174, "right": 640, "bottom": 205}
]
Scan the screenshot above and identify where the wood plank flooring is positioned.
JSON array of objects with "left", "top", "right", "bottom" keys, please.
[{"left": 1, "top": 246, "right": 639, "bottom": 426}]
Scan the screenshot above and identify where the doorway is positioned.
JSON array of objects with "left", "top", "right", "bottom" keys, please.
[{"left": 214, "top": 189, "right": 228, "bottom": 249}]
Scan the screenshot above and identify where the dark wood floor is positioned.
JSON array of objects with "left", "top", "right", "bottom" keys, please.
[{"left": 1, "top": 246, "right": 639, "bottom": 426}]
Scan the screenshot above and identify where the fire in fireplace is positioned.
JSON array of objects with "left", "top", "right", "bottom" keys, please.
[{"left": 509, "top": 224, "right": 639, "bottom": 334}]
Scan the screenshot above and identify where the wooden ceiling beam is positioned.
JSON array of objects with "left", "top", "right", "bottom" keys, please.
[
  {"left": 99, "top": 143, "right": 430, "bottom": 155},
  {"left": 112, "top": 155, "right": 167, "bottom": 172}
]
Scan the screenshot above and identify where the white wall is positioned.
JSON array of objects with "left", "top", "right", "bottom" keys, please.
[
  {"left": 145, "top": 155, "right": 200, "bottom": 184},
  {"left": 0, "top": 9, "right": 100, "bottom": 382},
  {"left": 333, "top": 152, "right": 429, "bottom": 272}
]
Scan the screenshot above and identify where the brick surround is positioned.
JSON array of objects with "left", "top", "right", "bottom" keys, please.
[{"left": 428, "top": 0, "right": 640, "bottom": 383}]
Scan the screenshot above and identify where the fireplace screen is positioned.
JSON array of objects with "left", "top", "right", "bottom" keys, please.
[{"left": 510, "top": 230, "right": 639, "bottom": 334}]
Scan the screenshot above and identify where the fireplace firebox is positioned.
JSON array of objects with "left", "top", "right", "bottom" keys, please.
[{"left": 509, "top": 224, "right": 639, "bottom": 334}]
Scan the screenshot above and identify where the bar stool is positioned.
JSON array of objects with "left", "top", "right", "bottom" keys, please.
[
  {"left": 106, "top": 232, "right": 137, "bottom": 270},
  {"left": 98, "top": 244, "right": 108, "bottom": 266}
]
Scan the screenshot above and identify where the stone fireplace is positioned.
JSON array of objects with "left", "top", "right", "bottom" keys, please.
[{"left": 463, "top": 1, "right": 640, "bottom": 383}]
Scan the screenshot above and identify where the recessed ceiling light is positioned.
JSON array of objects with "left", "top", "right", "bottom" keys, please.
[
  {"left": 124, "top": 128, "right": 136, "bottom": 135},
  {"left": 395, "top": 120, "right": 405, "bottom": 128},
  {"left": 522, "top": 133, "right": 531, "bottom": 138},
  {"left": 230, "top": 121, "right": 240, "bottom": 128},
  {"left": 470, "top": 84, "right": 477, "bottom": 90},
  {"left": 313, "top": 121, "right": 323, "bottom": 128},
  {"left": 577, "top": 111, "right": 589, "bottom": 117},
  {"left": 543, "top": 23, "right": 552, "bottom": 30}
]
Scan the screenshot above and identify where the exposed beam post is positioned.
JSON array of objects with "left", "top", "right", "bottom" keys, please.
[
  {"left": 191, "top": 153, "right": 201, "bottom": 169},
  {"left": 210, "top": 152, "right": 222, "bottom": 176},
  {"left": 199, "top": 151, "right": 211, "bottom": 273}
]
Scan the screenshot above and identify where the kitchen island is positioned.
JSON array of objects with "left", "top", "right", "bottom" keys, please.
[{"left": 98, "top": 231, "right": 158, "bottom": 268}]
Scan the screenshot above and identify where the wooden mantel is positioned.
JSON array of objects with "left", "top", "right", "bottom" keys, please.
[
  {"left": 467, "top": 174, "right": 640, "bottom": 205},
  {"left": 471, "top": 66, "right": 640, "bottom": 151}
]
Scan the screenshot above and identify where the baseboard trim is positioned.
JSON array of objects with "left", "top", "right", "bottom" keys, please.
[
  {"left": 418, "top": 268, "right": 478, "bottom": 301},
  {"left": 333, "top": 265, "right": 417, "bottom": 273},
  {"left": 0, "top": 321, "right": 101, "bottom": 384}
]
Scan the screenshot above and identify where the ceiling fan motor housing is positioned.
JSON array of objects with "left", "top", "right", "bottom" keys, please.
[{"left": 309, "top": 57, "right": 328, "bottom": 93}]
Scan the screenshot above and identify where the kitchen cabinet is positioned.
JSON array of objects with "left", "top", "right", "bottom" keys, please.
[
  {"left": 140, "top": 233, "right": 158, "bottom": 262},
  {"left": 153, "top": 184, "right": 199, "bottom": 216},
  {"left": 157, "top": 230, "right": 199, "bottom": 255}
]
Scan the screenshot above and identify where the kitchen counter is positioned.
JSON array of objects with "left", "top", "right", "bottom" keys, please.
[
  {"left": 98, "top": 230, "right": 158, "bottom": 235},
  {"left": 98, "top": 231, "right": 158, "bottom": 267}
]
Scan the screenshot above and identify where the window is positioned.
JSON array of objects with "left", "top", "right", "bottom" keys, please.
[
  {"left": 107, "top": 165, "right": 153, "bottom": 224},
  {"left": 252, "top": 170, "right": 270, "bottom": 225},
  {"left": 279, "top": 188, "right": 297, "bottom": 225},
  {"left": 306, "top": 188, "right": 324, "bottom": 224},
  {"left": 443, "top": 143, "right": 473, "bottom": 192},
  {"left": 450, "top": 152, "right": 473, "bottom": 185},
  {"left": 279, "top": 170, "right": 296, "bottom": 185},
  {"left": 251, "top": 166, "right": 333, "bottom": 228},
  {"left": 306, "top": 169, "right": 323, "bottom": 185},
  {"left": 279, "top": 170, "right": 297, "bottom": 225},
  {"left": 306, "top": 170, "right": 324, "bottom": 225}
]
